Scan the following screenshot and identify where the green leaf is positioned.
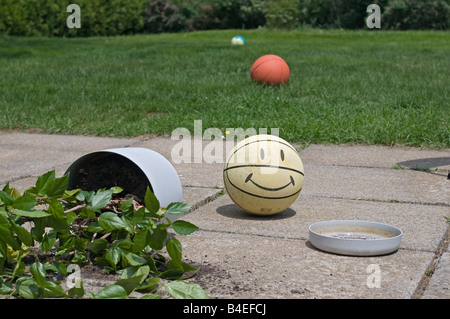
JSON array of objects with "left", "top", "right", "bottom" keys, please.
[
  {"left": 68, "top": 279, "right": 85, "bottom": 299},
  {"left": 181, "top": 262, "right": 199, "bottom": 276},
  {"left": 41, "top": 231, "right": 58, "bottom": 253},
  {"left": 114, "top": 273, "right": 148, "bottom": 295},
  {"left": 80, "top": 207, "right": 96, "bottom": 219},
  {"left": 35, "top": 170, "right": 55, "bottom": 196},
  {"left": 111, "top": 186, "right": 123, "bottom": 194},
  {"left": 30, "top": 262, "right": 46, "bottom": 289},
  {"left": 172, "top": 220, "right": 199, "bottom": 235},
  {"left": 0, "top": 278, "right": 12, "bottom": 295},
  {"left": 45, "top": 216, "right": 70, "bottom": 235},
  {"left": 31, "top": 218, "right": 46, "bottom": 241},
  {"left": 85, "top": 238, "right": 108, "bottom": 252},
  {"left": 116, "top": 239, "right": 132, "bottom": 250},
  {"left": 148, "top": 225, "right": 167, "bottom": 251},
  {"left": 15, "top": 277, "right": 40, "bottom": 299},
  {"left": 45, "top": 174, "right": 69, "bottom": 198},
  {"left": 0, "top": 190, "right": 14, "bottom": 205},
  {"left": 43, "top": 281, "right": 67, "bottom": 298},
  {"left": 105, "top": 247, "right": 121, "bottom": 269},
  {"left": 0, "top": 243, "right": 6, "bottom": 273},
  {"left": 11, "top": 222, "right": 33, "bottom": 247},
  {"left": 48, "top": 261, "right": 67, "bottom": 275},
  {"left": 90, "top": 189, "right": 113, "bottom": 212},
  {"left": 23, "top": 186, "right": 38, "bottom": 197},
  {"left": 121, "top": 265, "right": 150, "bottom": 279},
  {"left": 120, "top": 198, "right": 134, "bottom": 213},
  {"left": 121, "top": 216, "right": 134, "bottom": 233},
  {"left": 92, "top": 285, "right": 128, "bottom": 299},
  {"left": 1, "top": 182, "right": 9, "bottom": 192},
  {"left": 165, "top": 202, "right": 192, "bottom": 216},
  {"left": 131, "top": 207, "right": 146, "bottom": 225},
  {"left": 132, "top": 229, "right": 151, "bottom": 253},
  {"left": 66, "top": 211, "right": 78, "bottom": 224},
  {"left": 48, "top": 199, "right": 65, "bottom": 218},
  {"left": 146, "top": 255, "right": 158, "bottom": 274},
  {"left": 124, "top": 252, "right": 147, "bottom": 266},
  {"left": 160, "top": 261, "right": 184, "bottom": 279},
  {"left": 8, "top": 187, "right": 21, "bottom": 200},
  {"left": 166, "top": 237, "right": 182, "bottom": 266},
  {"left": 137, "top": 276, "right": 160, "bottom": 293},
  {"left": 164, "top": 281, "right": 209, "bottom": 299},
  {"left": 98, "top": 212, "right": 127, "bottom": 232},
  {"left": 85, "top": 222, "right": 103, "bottom": 233},
  {"left": 0, "top": 215, "right": 21, "bottom": 250},
  {"left": 12, "top": 209, "right": 50, "bottom": 218},
  {"left": 144, "top": 187, "right": 160, "bottom": 215},
  {"left": 76, "top": 190, "right": 92, "bottom": 202},
  {"left": 63, "top": 188, "right": 80, "bottom": 198},
  {"left": 12, "top": 193, "right": 36, "bottom": 210}
]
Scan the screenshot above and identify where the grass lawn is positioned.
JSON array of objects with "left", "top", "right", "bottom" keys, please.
[{"left": 0, "top": 29, "right": 449, "bottom": 148}]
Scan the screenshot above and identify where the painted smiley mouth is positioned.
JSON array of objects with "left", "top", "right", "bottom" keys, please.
[{"left": 245, "top": 173, "right": 295, "bottom": 192}]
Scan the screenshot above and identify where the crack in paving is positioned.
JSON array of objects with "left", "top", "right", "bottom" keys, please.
[
  {"left": 412, "top": 224, "right": 450, "bottom": 299},
  {"left": 308, "top": 194, "right": 450, "bottom": 208}
]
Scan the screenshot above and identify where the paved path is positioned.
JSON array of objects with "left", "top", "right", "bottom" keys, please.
[{"left": 1, "top": 132, "right": 449, "bottom": 299}]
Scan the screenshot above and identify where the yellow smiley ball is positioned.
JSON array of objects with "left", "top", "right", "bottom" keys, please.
[{"left": 223, "top": 134, "right": 304, "bottom": 216}]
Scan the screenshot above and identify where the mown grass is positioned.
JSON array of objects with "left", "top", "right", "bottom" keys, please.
[{"left": 0, "top": 29, "right": 449, "bottom": 148}]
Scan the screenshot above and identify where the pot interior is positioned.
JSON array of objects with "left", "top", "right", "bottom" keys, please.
[{"left": 68, "top": 152, "right": 153, "bottom": 204}]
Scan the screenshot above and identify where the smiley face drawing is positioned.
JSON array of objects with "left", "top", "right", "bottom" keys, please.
[{"left": 223, "top": 134, "right": 304, "bottom": 216}]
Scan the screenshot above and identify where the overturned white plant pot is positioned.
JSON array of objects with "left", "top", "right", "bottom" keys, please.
[{"left": 65, "top": 147, "right": 183, "bottom": 222}]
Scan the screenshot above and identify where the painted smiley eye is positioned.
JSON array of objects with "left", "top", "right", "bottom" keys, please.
[
  {"left": 260, "top": 148, "right": 265, "bottom": 160},
  {"left": 280, "top": 149, "right": 285, "bottom": 161}
]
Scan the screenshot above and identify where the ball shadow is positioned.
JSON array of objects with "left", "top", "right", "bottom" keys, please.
[{"left": 216, "top": 204, "right": 296, "bottom": 221}]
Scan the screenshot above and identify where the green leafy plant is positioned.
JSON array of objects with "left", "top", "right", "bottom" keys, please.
[
  {"left": 384, "top": 0, "right": 449, "bottom": 30},
  {"left": 143, "top": 0, "right": 186, "bottom": 33},
  {"left": 264, "top": 0, "right": 300, "bottom": 30},
  {"left": 0, "top": 170, "right": 207, "bottom": 299}
]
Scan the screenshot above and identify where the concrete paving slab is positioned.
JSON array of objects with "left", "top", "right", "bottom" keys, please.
[
  {"left": 0, "top": 132, "right": 141, "bottom": 183},
  {"left": 181, "top": 231, "right": 434, "bottom": 299},
  {"left": 299, "top": 144, "right": 450, "bottom": 172},
  {"left": 135, "top": 137, "right": 233, "bottom": 165},
  {"left": 175, "top": 164, "right": 224, "bottom": 188},
  {"left": 422, "top": 252, "right": 450, "bottom": 299},
  {"left": 182, "top": 186, "right": 222, "bottom": 210},
  {"left": 181, "top": 194, "right": 449, "bottom": 253},
  {"left": 302, "top": 163, "right": 449, "bottom": 206}
]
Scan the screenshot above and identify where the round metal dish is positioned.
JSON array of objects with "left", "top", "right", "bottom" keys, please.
[{"left": 309, "top": 220, "right": 402, "bottom": 256}]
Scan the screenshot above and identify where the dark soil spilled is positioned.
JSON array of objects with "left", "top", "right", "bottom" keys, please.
[{"left": 72, "top": 153, "right": 152, "bottom": 204}]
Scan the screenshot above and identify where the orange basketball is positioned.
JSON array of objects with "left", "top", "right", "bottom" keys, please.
[{"left": 250, "top": 54, "right": 290, "bottom": 85}]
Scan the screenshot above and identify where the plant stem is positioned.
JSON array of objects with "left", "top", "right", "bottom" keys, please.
[{"left": 64, "top": 204, "right": 86, "bottom": 214}]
